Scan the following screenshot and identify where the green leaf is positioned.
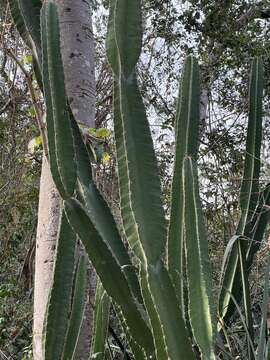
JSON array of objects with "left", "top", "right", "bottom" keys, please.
[
  {"left": 102, "top": 152, "right": 110, "bottom": 163},
  {"left": 95, "top": 128, "right": 110, "bottom": 138},
  {"left": 27, "top": 105, "right": 36, "bottom": 118},
  {"left": 42, "top": 210, "right": 77, "bottom": 360},
  {"left": 28, "top": 136, "right": 42, "bottom": 153},
  {"left": 183, "top": 157, "right": 215, "bottom": 359},
  {"left": 35, "top": 135, "right": 42, "bottom": 146},
  {"left": 23, "top": 54, "right": 33, "bottom": 64},
  {"left": 62, "top": 254, "right": 87, "bottom": 360},
  {"left": 87, "top": 127, "right": 95, "bottom": 135}
]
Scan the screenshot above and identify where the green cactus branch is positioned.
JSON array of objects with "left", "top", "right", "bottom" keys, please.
[
  {"left": 64, "top": 198, "right": 155, "bottom": 358},
  {"left": 167, "top": 55, "right": 200, "bottom": 314},
  {"left": 218, "top": 57, "right": 264, "bottom": 329},
  {"left": 62, "top": 255, "right": 88, "bottom": 360},
  {"left": 90, "top": 279, "right": 110, "bottom": 360},
  {"left": 42, "top": 210, "right": 77, "bottom": 360},
  {"left": 183, "top": 156, "right": 215, "bottom": 359}
]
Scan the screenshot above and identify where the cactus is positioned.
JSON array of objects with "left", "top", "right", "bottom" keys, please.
[
  {"left": 167, "top": 55, "right": 200, "bottom": 307},
  {"left": 218, "top": 57, "right": 264, "bottom": 332},
  {"left": 17, "top": 0, "right": 42, "bottom": 51},
  {"left": 8, "top": 0, "right": 32, "bottom": 48},
  {"left": 62, "top": 255, "right": 87, "bottom": 360},
  {"left": 41, "top": 2, "right": 77, "bottom": 198},
  {"left": 8, "top": 0, "right": 43, "bottom": 86},
  {"left": 10, "top": 0, "right": 270, "bottom": 358},
  {"left": 183, "top": 156, "right": 215, "bottom": 359},
  {"left": 107, "top": 1, "right": 196, "bottom": 358},
  {"left": 40, "top": 3, "right": 67, "bottom": 197},
  {"left": 42, "top": 210, "right": 77, "bottom": 359},
  {"left": 90, "top": 279, "right": 110, "bottom": 360},
  {"left": 64, "top": 197, "right": 155, "bottom": 358},
  {"left": 256, "top": 258, "right": 270, "bottom": 360}
]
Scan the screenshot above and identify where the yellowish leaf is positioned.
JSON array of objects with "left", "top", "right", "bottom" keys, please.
[
  {"left": 95, "top": 128, "right": 110, "bottom": 138},
  {"left": 102, "top": 152, "right": 110, "bottom": 163}
]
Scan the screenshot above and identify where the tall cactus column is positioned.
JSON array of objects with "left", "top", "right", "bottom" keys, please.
[{"left": 33, "top": 1, "right": 96, "bottom": 359}]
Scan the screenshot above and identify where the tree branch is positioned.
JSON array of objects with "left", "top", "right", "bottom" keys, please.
[
  {"left": 236, "top": 5, "right": 270, "bottom": 30},
  {"left": 6, "top": 48, "right": 48, "bottom": 158}
]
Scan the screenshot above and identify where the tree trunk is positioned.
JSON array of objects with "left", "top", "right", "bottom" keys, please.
[
  {"left": 54, "top": 0, "right": 95, "bottom": 128},
  {"left": 33, "top": 157, "right": 60, "bottom": 360},
  {"left": 33, "top": 1, "right": 95, "bottom": 358}
]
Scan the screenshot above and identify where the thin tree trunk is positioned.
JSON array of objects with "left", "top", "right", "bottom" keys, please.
[
  {"left": 33, "top": 1, "right": 95, "bottom": 358},
  {"left": 54, "top": 0, "right": 95, "bottom": 128},
  {"left": 33, "top": 157, "right": 60, "bottom": 360}
]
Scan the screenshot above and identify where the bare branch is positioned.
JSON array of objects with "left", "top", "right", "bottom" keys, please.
[{"left": 6, "top": 48, "right": 48, "bottom": 158}]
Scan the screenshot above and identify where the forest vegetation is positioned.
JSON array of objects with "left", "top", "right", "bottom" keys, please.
[{"left": 0, "top": 0, "right": 270, "bottom": 359}]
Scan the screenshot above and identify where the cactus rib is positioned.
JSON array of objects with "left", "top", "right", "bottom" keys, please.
[
  {"left": 219, "top": 57, "right": 263, "bottom": 324},
  {"left": 167, "top": 55, "right": 200, "bottom": 311},
  {"left": 42, "top": 1, "right": 76, "bottom": 198},
  {"left": 64, "top": 198, "right": 155, "bottom": 357},
  {"left": 42, "top": 209, "right": 77, "bottom": 360},
  {"left": 90, "top": 279, "right": 110, "bottom": 360},
  {"left": 62, "top": 254, "right": 88, "bottom": 360},
  {"left": 183, "top": 156, "right": 215, "bottom": 359},
  {"left": 41, "top": 4, "right": 66, "bottom": 197}
]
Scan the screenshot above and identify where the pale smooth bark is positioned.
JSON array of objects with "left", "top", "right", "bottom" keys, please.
[
  {"left": 33, "top": 1, "right": 95, "bottom": 359},
  {"left": 33, "top": 157, "right": 60, "bottom": 360},
  {"left": 54, "top": 0, "right": 95, "bottom": 128}
]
